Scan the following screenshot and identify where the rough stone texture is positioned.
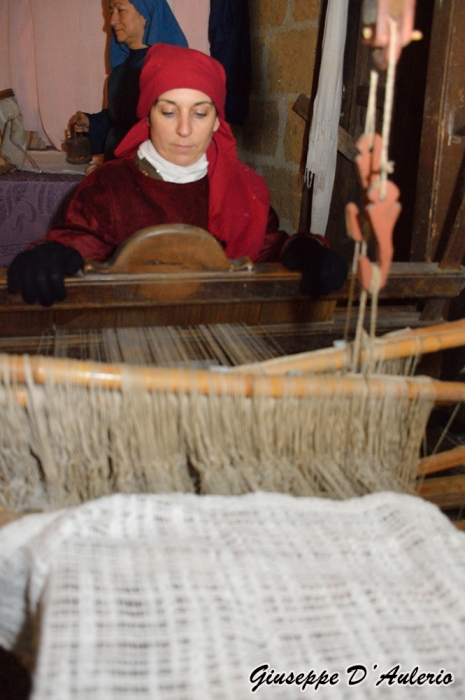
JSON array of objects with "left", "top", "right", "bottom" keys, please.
[
  {"left": 262, "top": 165, "right": 304, "bottom": 231},
  {"left": 267, "top": 28, "right": 318, "bottom": 95},
  {"left": 235, "top": 0, "right": 322, "bottom": 235},
  {"left": 235, "top": 97, "right": 280, "bottom": 157},
  {"left": 284, "top": 99, "right": 308, "bottom": 167},
  {"left": 249, "top": 41, "right": 267, "bottom": 94},
  {"left": 250, "top": 0, "right": 288, "bottom": 30},
  {"left": 293, "top": 0, "right": 321, "bottom": 23}
]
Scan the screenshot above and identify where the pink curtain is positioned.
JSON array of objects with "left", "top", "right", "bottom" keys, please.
[
  {"left": 1, "top": 0, "right": 108, "bottom": 149},
  {"left": 0, "top": 2, "right": 12, "bottom": 91},
  {"left": 0, "top": 0, "right": 211, "bottom": 151},
  {"left": 175, "top": 0, "right": 210, "bottom": 56}
]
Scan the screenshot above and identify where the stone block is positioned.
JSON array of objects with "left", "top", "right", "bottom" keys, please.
[
  {"left": 267, "top": 28, "right": 318, "bottom": 95},
  {"left": 283, "top": 100, "right": 308, "bottom": 166},
  {"left": 293, "top": 0, "right": 321, "bottom": 23},
  {"left": 250, "top": 0, "right": 288, "bottom": 31},
  {"left": 262, "top": 165, "right": 303, "bottom": 231},
  {"left": 237, "top": 98, "right": 280, "bottom": 157},
  {"left": 249, "top": 40, "right": 267, "bottom": 94}
]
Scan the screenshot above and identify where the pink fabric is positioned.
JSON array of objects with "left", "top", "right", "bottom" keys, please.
[
  {"left": 0, "top": 0, "right": 210, "bottom": 152},
  {"left": 30, "top": 0, "right": 110, "bottom": 149},
  {"left": 6, "top": 0, "right": 42, "bottom": 139},
  {"left": 2, "top": 0, "right": 108, "bottom": 149},
  {"left": 0, "top": 3, "right": 12, "bottom": 91},
  {"left": 174, "top": 0, "right": 210, "bottom": 55}
]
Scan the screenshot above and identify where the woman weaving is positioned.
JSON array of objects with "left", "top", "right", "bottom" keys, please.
[{"left": 7, "top": 44, "right": 348, "bottom": 307}]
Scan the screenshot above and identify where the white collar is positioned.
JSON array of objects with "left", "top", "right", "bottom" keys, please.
[{"left": 137, "top": 140, "right": 208, "bottom": 183}]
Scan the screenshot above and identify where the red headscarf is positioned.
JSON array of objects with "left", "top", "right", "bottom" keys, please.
[{"left": 115, "top": 44, "right": 270, "bottom": 261}]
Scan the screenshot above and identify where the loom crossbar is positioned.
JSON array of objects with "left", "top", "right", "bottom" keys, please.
[
  {"left": 3, "top": 353, "right": 465, "bottom": 403},
  {"left": 235, "top": 319, "right": 465, "bottom": 374}
]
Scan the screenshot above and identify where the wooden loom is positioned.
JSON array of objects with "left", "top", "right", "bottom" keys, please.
[
  {"left": 2, "top": 0, "right": 465, "bottom": 521},
  {"left": 0, "top": 224, "right": 464, "bottom": 354},
  {"left": 1, "top": 225, "right": 465, "bottom": 517}
]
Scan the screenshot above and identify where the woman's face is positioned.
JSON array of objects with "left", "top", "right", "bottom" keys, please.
[
  {"left": 108, "top": 1, "right": 146, "bottom": 49},
  {"left": 149, "top": 89, "right": 220, "bottom": 167}
]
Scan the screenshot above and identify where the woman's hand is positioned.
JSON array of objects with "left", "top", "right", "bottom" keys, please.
[
  {"left": 68, "top": 111, "right": 90, "bottom": 134},
  {"left": 7, "top": 242, "right": 84, "bottom": 307},
  {"left": 85, "top": 154, "right": 104, "bottom": 176},
  {"left": 282, "top": 234, "right": 348, "bottom": 299}
]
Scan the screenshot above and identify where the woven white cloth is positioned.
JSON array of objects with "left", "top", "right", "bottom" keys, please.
[
  {"left": 306, "top": 0, "right": 349, "bottom": 235},
  {"left": 0, "top": 491, "right": 464, "bottom": 699}
]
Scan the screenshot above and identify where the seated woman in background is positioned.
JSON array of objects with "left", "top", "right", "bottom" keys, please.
[
  {"left": 8, "top": 44, "right": 348, "bottom": 307},
  {"left": 69, "top": 0, "right": 187, "bottom": 163}
]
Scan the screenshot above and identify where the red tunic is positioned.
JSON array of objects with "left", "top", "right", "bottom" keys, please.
[
  {"left": 46, "top": 157, "right": 211, "bottom": 263},
  {"left": 46, "top": 156, "right": 287, "bottom": 263}
]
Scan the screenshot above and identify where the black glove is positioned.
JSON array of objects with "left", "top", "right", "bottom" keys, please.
[
  {"left": 282, "top": 234, "right": 348, "bottom": 300},
  {"left": 7, "top": 241, "right": 84, "bottom": 307}
]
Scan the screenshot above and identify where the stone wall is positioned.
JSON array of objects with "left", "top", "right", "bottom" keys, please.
[{"left": 234, "top": 0, "right": 322, "bottom": 233}]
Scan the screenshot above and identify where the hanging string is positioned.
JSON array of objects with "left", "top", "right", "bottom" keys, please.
[
  {"left": 351, "top": 238, "right": 369, "bottom": 372},
  {"left": 379, "top": 17, "right": 398, "bottom": 200},
  {"left": 430, "top": 402, "right": 462, "bottom": 457},
  {"left": 350, "top": 17, "right": 399, "bottom": 360},
  {"left": 345, "top": 67, "right": 379, "bottom": 346},
  {"left": 365, "top": 69, "right": 379, "bottom": 144},
  {"left": 343, "top": 240, "right": 361, "bottom": 342}
]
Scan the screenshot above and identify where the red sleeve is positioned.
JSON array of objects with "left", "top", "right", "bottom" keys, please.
[
  {"left": 42, "top": 159, "right": 211, "bottom": 263},
  {"left": 45, "top": 171, "right": 117, "bottom": 262}
]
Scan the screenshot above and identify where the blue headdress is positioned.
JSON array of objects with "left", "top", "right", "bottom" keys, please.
[{"left": 109, "top": 0, "right": 188, "bottom": 69}]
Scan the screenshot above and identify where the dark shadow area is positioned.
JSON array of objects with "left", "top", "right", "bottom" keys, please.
[{"left": 0, "top": 647, "right": 31, "bottom": 700}]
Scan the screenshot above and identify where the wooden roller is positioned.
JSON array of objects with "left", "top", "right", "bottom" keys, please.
[
  {"left": 83, "top": 224, "right": 254, "bottom": 275},
  {"left": 4, "top": 353, "right": 465, "bottom": 403},
  {"left": 235, "top": 319, "right": 465, "bottom": 375},
  {"left": 417, "top": 445, "right": 465, "bottom": 476}
]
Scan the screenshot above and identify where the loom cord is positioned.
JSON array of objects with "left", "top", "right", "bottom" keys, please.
[
  {"left": 0, "top": 358, "right": 436, "bottom": 508},
  {"left": 348, "top": 17, "right": 399, "bottom": 359}
]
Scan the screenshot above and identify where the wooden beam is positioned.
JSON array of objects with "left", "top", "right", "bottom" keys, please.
[
  {"left": 417, "top": 445, "right": 465, "bottom": 476},
  {"left": 292, "top": 94, "right": 358, "bottom": 163},
  {"left": 1, "top": 262, "right": 465, "bottom": 309},
  {"left": 417, "top": 473, "right": 465, "bottom": 508},
  {"left": 450, "top": 103, "right": 465, "bottom": 138},
  {"left": 439, "top": 176, "right": 465, "bottom": 270},
  {"left": 1, "top": 261, "right": 464, "bottom": 338},
  {"left": 411, "top": 0, "right": 465, "bottom": 262}
]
